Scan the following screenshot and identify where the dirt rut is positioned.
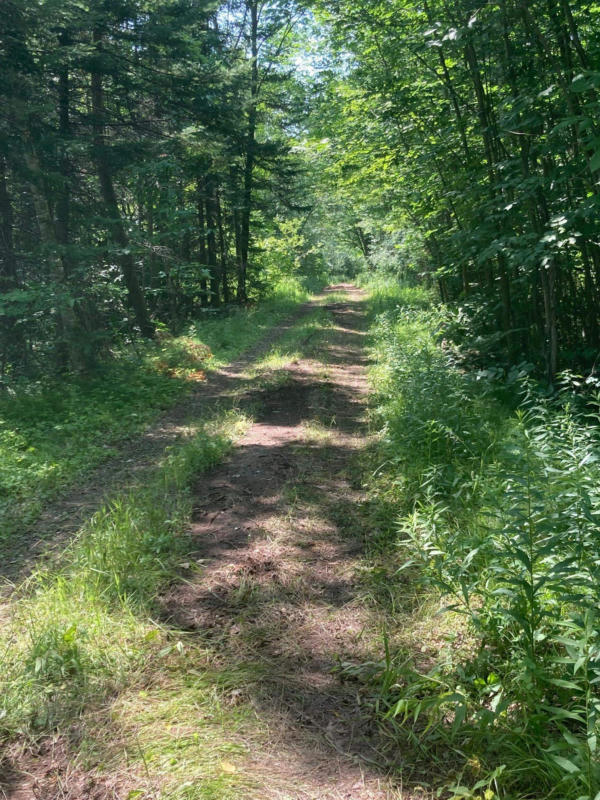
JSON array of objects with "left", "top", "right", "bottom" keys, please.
[
  {"left": 3, "top": 285, "right": 404, "bottom": 800},
  {"left": 1, "top": 298, "right": 319, "bottom": 587}
]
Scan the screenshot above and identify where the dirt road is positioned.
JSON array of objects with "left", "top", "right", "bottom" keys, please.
[
  {"left": 4, "top": 285, "right": 405, "bottom": 800},
  {"left": 160, "top": 285, "right": 401, "bottom": 799}
]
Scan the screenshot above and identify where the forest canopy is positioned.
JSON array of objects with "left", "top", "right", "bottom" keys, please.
[{"left": 2, "top": 0, "right": 600, "bottom": 381}]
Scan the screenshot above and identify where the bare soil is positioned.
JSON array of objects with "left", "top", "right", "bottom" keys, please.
[{"left": 1, "top": 298, "right": 318, "bottom": 588}]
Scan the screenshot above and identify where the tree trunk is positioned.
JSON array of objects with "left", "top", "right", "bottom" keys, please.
[
  {"left": 0, "top": 157, "right": 21, "bottom": 374},
  {"left": 205, "top": 176, "right": 220, "bottom": 307},
  {"left": 216, "top": 188, "right": 229, "bottom": 303},
  {"left": 90, "top": 30, "right": 154, "bottom": 338},
  {"left": 55, "top": 30, "right": 71, "bottom": 275},
  {"left": 540, "top": 260, "right": 558, "bottom": 383},
  {"left": 196, "top": 177, "right": 209, "bottom": 306},
  {"left": 0, "top": 158, "right": 17, "bottom": 285},
  {"left": 238, "top": 0, "right": 258, "bottom": 304}
]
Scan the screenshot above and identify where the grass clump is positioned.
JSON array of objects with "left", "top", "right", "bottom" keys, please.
[
  {"left": 359, "top": 274, "right": 434, "bottom": 319},
  {"left": 249, "top": 307, "right": 329, "bottom": 375},
  {"left": 357, "top": 281, "right": 600, "bottom": 800}
]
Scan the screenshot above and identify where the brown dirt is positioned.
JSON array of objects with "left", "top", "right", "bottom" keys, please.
[
  {"left": 0, "top": 298, "right": 319, "bottom": 588},
  {"left": 1, "top": 739, "right": 122, "bottom": 800}
]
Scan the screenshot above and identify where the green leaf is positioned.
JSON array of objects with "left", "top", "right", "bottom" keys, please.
[
  {"left": 548, "top": 678, "right": 581, "bottom": 690},
  {"left": 590, "top": 151, "right": 600, "bottom": 172},
  {"left": 552, "top": 755, "right": 581, "bottom": 774}
]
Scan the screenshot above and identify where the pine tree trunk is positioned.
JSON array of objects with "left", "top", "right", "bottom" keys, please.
[
  {"left": 0, "top": 157, "right": 20, "bottom": 374},
  {"left": 196, "top": 177, "right": 209, "bottom": 306},
  {"left": 216, "top": 188, "right": 229, "bottom": 303},
  {"left": 0, "top": 158, "right": 17, "bottom": 285},
  {"left": 238, "top": 0, "right": 258, "bottom": 304},
  {"left": 205, "top": 176, "right": 221, "bottom": 307},
  {"left": 90, "top": 30, "right": 154, "bottom": 339}
]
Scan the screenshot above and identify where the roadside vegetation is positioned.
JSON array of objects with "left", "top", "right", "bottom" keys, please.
[
  {"left": 1, "top": 407, "right": 256, "bottom": 799},
  {"left": 0, "top": 279, "right": 309, "bottom": 543},
  {"left": 354, "top": 279, "right": 600, "bottom": 800}
]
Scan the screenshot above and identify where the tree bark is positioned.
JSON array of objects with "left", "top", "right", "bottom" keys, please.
[
  {"left": 90, "top": 30, "right": 154, "bottom": 338},
  {"left": 0, "top": 158, "right": 17, "bottom": 285},
  {"left": 196, "top": 177, "right": 209, "bottom": 306},
  {"left": 216, "top": 188, "right": 229, "bottom": 303},
  {"left": 205, "top": 175, "right": 221, "bottom": 307},
  {"left": 238, "top": 0, "right": 258, "bottom": 303},
  {"left": 55, "top": 30, "right": 71, "bottom": 274}
]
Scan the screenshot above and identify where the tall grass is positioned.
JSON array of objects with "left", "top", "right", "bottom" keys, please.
[
  {"left": 190, "top": 276, "right": 310, "bottom": 367},
  {"left": 361, "top": 286, "right": 600, "bottom": 799}
]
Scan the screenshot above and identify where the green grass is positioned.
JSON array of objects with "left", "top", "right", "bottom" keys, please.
[
  {"left": 190, "top": 277, "right": 310, "bottom": 367},
  {"left": 359, "top": 274, "right": 434, "bottom": 319},
  {"left": 1, "top": 411, "right": 247, "bottom": 732},
  {"left": 0, "top": 407, "right": 265, "bottom": 796},
  {"left": 357, "top": 278, "right": 600, "bottom": 800},
  {"left": 249, "top": 306, "right": 330, "bottom": 375},
  {"left": 0, "top": 278, "right": 310, "bottom": 541}
]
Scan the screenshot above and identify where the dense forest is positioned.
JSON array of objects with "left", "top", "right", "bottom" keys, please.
[
  {"left": 0, "top": 0, "right": 326, "bottom": 375},
  {"left": 4, "top": 2, "right": 600, "bottom": 799},
  {"left": 3, "top": 0, "right": 600, "bottom": 382},
  {"left": 320, "top": 0, "right": 600, "bottom": 384}
]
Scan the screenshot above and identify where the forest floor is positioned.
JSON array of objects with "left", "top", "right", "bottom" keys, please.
[{"left": 2, "top": 286, "right": 416, "bottom": 800}]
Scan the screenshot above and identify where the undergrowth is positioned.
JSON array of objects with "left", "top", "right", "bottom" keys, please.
[
  {"left": 357, "top": 279, "right": 600, "bottom": 800},
  {"left": 0, "top": 278, "right": 309, "bottom": 541},
  {"left": 0, "top": 409, "right": 256, "bottom": 797}
]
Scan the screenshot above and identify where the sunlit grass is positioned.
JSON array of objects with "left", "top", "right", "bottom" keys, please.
[
  {"left": 192, "top": 277, "right": 311, "bottom": 368},
  {"left": 248, "top": 308, "right": 330, "bottom": 375},
  {"left": 0, "top": 407, "right": 268, "bottom": 798}
]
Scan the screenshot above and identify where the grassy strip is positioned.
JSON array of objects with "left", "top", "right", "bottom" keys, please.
[
  {"left": 1, "top": 408, "right": 262, "bottom": 798},
  {"left": 0, "top": 278, "right": 310, "bottom": 540},
  {"left": 249, "top": 305, "right": 331, "bottom": 377},
  {"left": 355, "top": 279, "right": 600, "bottom": 800},
  {"left": 190, "top": 276, "right": 310, "bottom": 368}
]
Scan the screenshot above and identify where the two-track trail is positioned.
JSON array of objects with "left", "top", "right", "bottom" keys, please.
[
  {"left": 3, "top": 285, "right": 405, "bottom": 800},
  {"left": 1, "top": 296, "right": 320, "bottom": 588},
  {"left": 160, "top": 285, "right": 401, "bottom": 799}
]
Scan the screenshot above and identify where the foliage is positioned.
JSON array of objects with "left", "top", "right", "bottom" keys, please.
[
  {"left": 317, "top": 0, "right": 600, "bottom": 380},
  {"left": 359, "top": 284, "right": 600, "bottom": 799},
  {"left": 0, "top": 0, "right": 310, "bottom": 376}
]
